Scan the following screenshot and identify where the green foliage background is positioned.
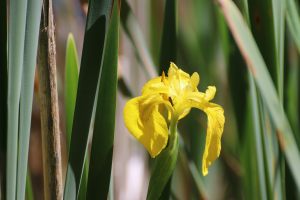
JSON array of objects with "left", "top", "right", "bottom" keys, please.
[{"left": 1, "top": 0, "right": 300, "bottom": 199}]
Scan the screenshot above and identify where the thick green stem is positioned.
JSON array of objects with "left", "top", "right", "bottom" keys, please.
[{"left": 169, "top": 117, "right": 178, "bottom": 151}]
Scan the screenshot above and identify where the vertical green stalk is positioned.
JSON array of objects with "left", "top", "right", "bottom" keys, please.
[
  {"left": 147, "top": 118, "right": 179, "bottom": 200},
  {"left": 0, "top": 0, "right": 7, "bottom": 197},
  {"left": 7, "top": 0, "right": 28, "bottom": 199}
]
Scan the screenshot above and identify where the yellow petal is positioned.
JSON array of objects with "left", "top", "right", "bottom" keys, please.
[
  {"left": 123, "top": 95, "right": 169, "bottom": 157},
  {"left": 184, "top": 92, "right": 225, "bottom": 175},
  {"left": 204, "top": 86, "right": 216, "bottom": 101},
  {"left": 190, "top": 72, "right": 200, "bottom": 89},
  {"left": 202, "top": 104, "right": 225, "bottom": 176},
  {"left": 142, "top": 76, "right": 168, "bottom": 95}
]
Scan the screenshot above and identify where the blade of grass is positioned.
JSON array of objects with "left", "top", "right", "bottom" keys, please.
[
  {"left": 0, "top": 0, "right": 7, "bottom": 196},
  {"left": 248, "top": 0, "right": 278, "bottom": 88},
  {"left": 149, "top": 1, "right": 163, "bottom": 66},
  {"left": 17, "top": 0, "right": 42, "bottom": 199},
  {"left": 286, "top": 0, "right": 300, "bottom": 53},
  {"left": 286, "top": 38, "right": 300, "bottom": 144},
  {"left": 273, "top": 0, "right": 285, "bottom": 102},
  {"left": 86, "top": 1, "right": 119, "bottom": 198},
  {"left": 285, "top": 36, "right": 300, "bottom": 198},
  {"left": 64, "top": 0, "right": 114, "bottom": 198},
  {"left": 159, "top": 0, "right": 177, "bottom": 74},
  {"left": 248, "top": 0, "right": 285, "bottom": 198},
  {"left": 249, "top": 75, "right": 269, "bottom": 200},
  {"left": 272, "top": 1, "right": 287, "bottom": 197},
  {"left": 242, "top": 101, "right": 261, "bottom": 199},
  {"left": 26, "top": 171, "right": 34, "bottom": 200},
  {"left": 217, "top": 0, "right": 300, "bottom": 190},
  {"left": 64, "top": 33, "right": 89, "bottom": 200},
  {"left": 65, "top": 33, "right": 79, "bottom": 148},
  {"left": 7, "top": 0, "right": 28, "bottom": 198}
]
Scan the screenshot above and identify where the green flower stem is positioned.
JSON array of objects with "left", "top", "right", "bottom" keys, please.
[
  {"left": 168, "top": 117, "right": 179, "bottom": 154},
  {"left": 146, "top": 118, "right": 179, "bottom": 200}
]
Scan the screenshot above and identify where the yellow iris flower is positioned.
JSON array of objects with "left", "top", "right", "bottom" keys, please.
[{"left": 123, "top": 63, "right": 225, "bottom": 175}]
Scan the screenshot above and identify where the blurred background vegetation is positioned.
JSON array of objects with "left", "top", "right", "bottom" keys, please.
[{"left": 1, "top": 0, "right": 300, "bottom": 199}]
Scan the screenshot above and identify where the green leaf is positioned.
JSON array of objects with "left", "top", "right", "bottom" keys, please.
[
  {"left": 272, "top": 0, "right": 285, "bottom": 102},
  {"left": 217, "top": 0, "right": 300, "bottom": 190},
  {"left": 7, "top": 0, "right": 28, "bottom": 198},
  {"left": 248, "top": 0, "right": 285, "bottom": 198},
  {"left": 249, "top": 75, "right": 269, "bottom": 200},
  {"left": 65, "top": 33, "right": 79, "bottom": 148},
  {"left": 159, "top": 0, "right": 177, "bottom": 74},
  {"left": 147, "top": 121, "right": 179, "bottom": 200},
  {"left": 17, "top": 1, "right": 42, "bottom": 199},
  {"left": 286, "top": 0, "right": 300, "bottom": 53},
  {"left": 64, "top": 33, "right": 89, "bottom": 200},
  {"left": 286, "top": 39, "right": 300, "bottom": 145},
  {"left": 26, "top": 171, "right": 34, "bottom": 200},
  {"left": 248, "top": 0, "right": 278, "bottom": 88},
  {"left": 0, "top": 0, "right": 7, "bottom": 197},
  {"left": 86, "top": 1, "right": 119, "bottom": 199},
  {"left": 64, "top": 0, "right": 115, "bottom": 199}
]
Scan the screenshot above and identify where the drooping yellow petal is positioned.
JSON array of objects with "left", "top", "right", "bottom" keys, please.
[
  {"left": 202, "top": 104, "right": 224, "bottom": 176},
  {"left": 184, "top": 90, "right": 225, "bottom": 176},
  {"left": 123, "top": 95, "right": 170, "bottom": 157}
]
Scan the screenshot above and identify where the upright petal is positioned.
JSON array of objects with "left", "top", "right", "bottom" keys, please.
[
  {"left": 142, "top": 76, "right": 169, "bottom": 96},
  {"left": 202, "top": 104, "right": 225, "bottom": 176},
  {"left": 204, "top": 86, "right": 216, "bottom": 101},
  {"left": 123, "top": 95, "right": 169, "bottom": 157}
]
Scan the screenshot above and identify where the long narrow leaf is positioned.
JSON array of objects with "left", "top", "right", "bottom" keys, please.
[
  {"left": 249, "top": 75, "right": 269, "bottom": 200},
  {"left": 7, "top": 0, "right": 28, "bottom": 198},
  {"left": 65, "top": 33, "right": 79, "bottom": 148},
  {"left": 64, "top": 0, "right": 114, "bottom": 198},
  {"left": 286, "top": 0, "right": 300, "bottom": 52},
  {"left": 17, "top": 1, "right": 42, "bottom": 199},
  {"left": 0, "top": 0, "right": 7, "bottom": 197},
  {"left": 86, "top": 1, "right": 119, "bottom": 198},
  {"left": 25, "top": 172, "right": 34, "bottom": 200},
  {"left": 64, "top": 33, "right": 89, "bottom": 200},
  {"left": 248, "top": 0, "right": 278, "bottom": 87},
  {"left": 273, "top": 0, "right": 285, "bottom": 101},
  {"left": 159, "top": 0, "right": 177, "bottom": 74},
  {"left": 217, "top": 0, "right": 300, "bottom": 190}
]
